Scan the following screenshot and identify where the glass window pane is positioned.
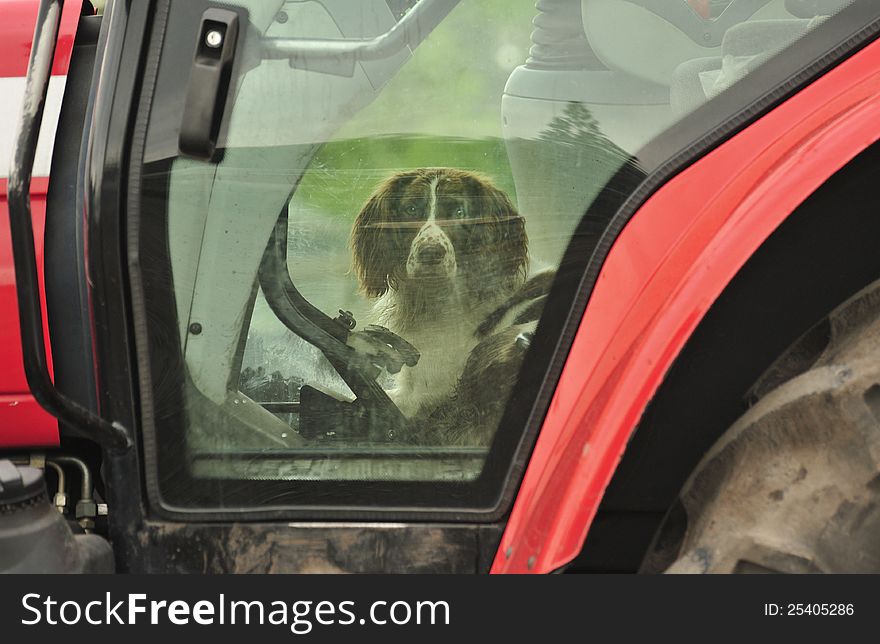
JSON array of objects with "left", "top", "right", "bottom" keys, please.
[{"left": 134, "top": 0, "right": 865, "bottom": 510}]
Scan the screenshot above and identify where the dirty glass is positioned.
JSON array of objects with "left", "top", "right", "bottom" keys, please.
[{"left": 136, "top": 0, "right": 859, "bottom": 507}]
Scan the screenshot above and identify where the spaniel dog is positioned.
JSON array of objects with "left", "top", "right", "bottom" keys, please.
[{"left": 350, "top": 168, "right": 550, "bottom": 444}]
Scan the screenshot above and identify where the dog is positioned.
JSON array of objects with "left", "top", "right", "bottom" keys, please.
[{"left": 350, "top": 168, "right": 550, "bottom": 444}]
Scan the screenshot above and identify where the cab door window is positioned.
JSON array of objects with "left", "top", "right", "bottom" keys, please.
[{"left": 130, "top": 0, "right": 863, "bottom": 513}]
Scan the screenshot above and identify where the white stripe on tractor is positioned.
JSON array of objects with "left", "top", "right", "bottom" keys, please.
[{"left": 0, "top": 75, "right": 67, "bottom": 180}]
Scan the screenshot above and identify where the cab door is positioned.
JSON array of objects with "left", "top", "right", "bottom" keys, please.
[{"left": 90, "top": 0, "right": 574, "bottom": 572}]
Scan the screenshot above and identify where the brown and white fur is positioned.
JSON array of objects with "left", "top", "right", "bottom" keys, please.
[{"left": 350, "top": 168, "right": 529, "bottom": 421}]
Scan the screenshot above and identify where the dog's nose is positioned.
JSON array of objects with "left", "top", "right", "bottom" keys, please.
[{"left": 417, "top": 245, "right": 446, "bottom": 265}]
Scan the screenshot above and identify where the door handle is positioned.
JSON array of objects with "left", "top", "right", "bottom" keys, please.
[{"left": 179, "top": 8, "right": 239, "bottom": 160}]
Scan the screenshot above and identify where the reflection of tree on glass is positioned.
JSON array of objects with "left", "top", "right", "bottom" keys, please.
[{"left": 537, "top": 102, "right": 625, "bottom": 154}]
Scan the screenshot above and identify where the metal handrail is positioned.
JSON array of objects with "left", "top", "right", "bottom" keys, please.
[
  {"left": 7, "top": 0, "right": 130, "bottom": 449},
  {"left": 261, "top": 0, "right": 460, "bottom": 76}
]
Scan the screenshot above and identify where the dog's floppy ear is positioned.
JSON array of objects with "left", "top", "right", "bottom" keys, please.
[
  {"left": 350, "top": 177, "right": 401, "bottom": 297},
  {"left": 469, "top": 176, "right": 529, "bottom": 282}
]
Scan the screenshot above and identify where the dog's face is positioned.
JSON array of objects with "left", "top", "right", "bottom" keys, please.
[{"left": 351, "top": 168, "right": 528, "bottom": 300}]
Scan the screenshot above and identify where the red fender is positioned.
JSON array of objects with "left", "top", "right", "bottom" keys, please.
[{"left": 493, "top": 37, "right": 880, "bottom": 573}]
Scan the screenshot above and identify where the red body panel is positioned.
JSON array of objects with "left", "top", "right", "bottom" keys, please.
[
  {"left": 0, "top": 179, "right": 57, "bottom": 447},
  {"left": 0, "top": 0, "right": 82, "bottom": 448},
  {"left": 0, "top": 0, "right": 80, "bottom": 78},
  {"left": 493, "top": 38, "right": 880, "bottom": 573}
]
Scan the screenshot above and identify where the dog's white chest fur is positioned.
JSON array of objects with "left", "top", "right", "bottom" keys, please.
[
  {"left": 373, "top": 292, "right": 485, "bottom": 418},
  {"left": 393, "top": 317, "right": 478, "bottom": 418}
]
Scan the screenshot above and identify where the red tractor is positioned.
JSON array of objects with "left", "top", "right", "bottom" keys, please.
[{"left": 2, "top": 0, "right": 880, "bottom": 574}]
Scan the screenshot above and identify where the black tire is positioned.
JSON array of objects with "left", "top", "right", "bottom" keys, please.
[{"left": 641, "top": 279, "right": 880, "bottom": 573}]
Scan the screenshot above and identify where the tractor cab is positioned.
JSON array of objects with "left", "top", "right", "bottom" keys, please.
[{"left": 2, "top": 0, "right": 871, "bottom": 573}]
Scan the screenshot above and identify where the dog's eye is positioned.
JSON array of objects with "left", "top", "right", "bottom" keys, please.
[
  {"left": 454, "top": 206, "right": 465, "bottom": 218},
  {"left": 405, "top": 204, "right": 418, "bottom": 216}
]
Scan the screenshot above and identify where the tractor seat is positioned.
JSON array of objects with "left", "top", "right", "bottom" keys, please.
[{"left": 670, "top": 17, "right": 825, "bottom": 116}]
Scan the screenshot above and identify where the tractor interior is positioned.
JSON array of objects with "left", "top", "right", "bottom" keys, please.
[{"left": 142, "top": 0, "right": 850, "bottom": 492}]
